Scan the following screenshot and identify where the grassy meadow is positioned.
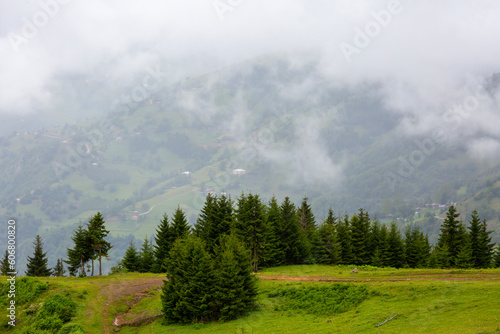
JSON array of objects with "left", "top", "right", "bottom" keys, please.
[{"left": 2, "top": 265, "right": 500, "bottom": 333}]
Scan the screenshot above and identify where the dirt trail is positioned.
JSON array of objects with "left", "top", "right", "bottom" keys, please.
[{"left": 99, "top": 277, "right": 165, "bottom": 334}]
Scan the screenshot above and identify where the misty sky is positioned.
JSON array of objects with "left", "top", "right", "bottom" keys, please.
[{"left": 1, "top": 0, "right": 500, "bottom": 158}]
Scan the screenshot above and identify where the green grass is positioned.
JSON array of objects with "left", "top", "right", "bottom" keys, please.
[{"left": 5, "top": 266, "right": 500, "bottom": 333}]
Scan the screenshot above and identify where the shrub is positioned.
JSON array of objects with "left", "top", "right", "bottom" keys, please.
[
  {"left": 57, "top": 322, "right": 87, "bottom": 334},
  {"left": 268, "top": 283, "right": 369, "bottom": 316}
]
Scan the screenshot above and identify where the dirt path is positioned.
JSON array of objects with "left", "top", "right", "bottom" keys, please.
[{"left": 99, "top": 277, "right": 165, "bottom": 334}]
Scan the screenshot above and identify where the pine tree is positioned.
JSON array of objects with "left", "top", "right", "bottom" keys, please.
[
  {"left": 26, "top": 235, "right": 52, "bottom": 277},
  {"left": 65, "top": 223, "right": 93, "bottom": 276},
  {"left": 316, "top": 209, "right": 340, "bottom": 265},
  {"left": 350, "top": 209, "right": 371, "bottom": 265},
  {"left": 454, "top": 243, "right": 473, "bottom": 268},
  {"left": 138, "top": 236, "right": 155, "bottom": 273},
  {"left": 260, "top": 196, "right": 285, "bottom": 267},
  {"left": 437, "top": 206, "right": 467, "bottom": 265},
  {"left": 122, "top": 240, "right": 140, "bottom": 272},
  {"left": 213, "top": 234, "right": 258, "bottom": 321},
  {"left": 386, "top": 221, "right": 405, "bottom": 268},
  {"left": 234, "top": 193, "right": 266, "bottom": 272},
  {"left": 336, "top": 215, "right": 353, "bottom": 265},
  {"left": 468, "top": 211, "right": 495, "bottom": 268},
  {"left": 162, "top": 236, "right": 216, "bottom": 324},
  {"left": 87, "top": 212, "right": 112, "bottom": 276},
  {"left": 1, "top": 249, "right": 10, "bottom": 275},
  {"left": 52, "top": 258, "right": 66, "bottom": 277},
  {"left": 153, "top": 214, "right": 174, "bottom": 273},
  {"left": 171, "top": 206, "right": 190, "bottom": 240},
  {"left": 494, "top": 247, "right": 500, "bottom": 268},
  {"left": 280, "top": 197, "right": 306, "bottom": 264},
  {"left": 378, "top": 224, "right": 390, "bottom": 267},
  {"left": 194, "top": 194, "right": 233, "bottom": 254}
]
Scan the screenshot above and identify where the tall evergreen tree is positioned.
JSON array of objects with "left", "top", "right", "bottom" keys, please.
[
  {"left": 437, "top": 206, "right": 467, "bottom": 265},
  {"left": 468, "top": 211, "right": 495, "bottom": 268},
  {"left": 336, "top": 215, "right": 353, "bottom": 265},
  {"left": 1, "top": 249, "right": 10, "bottom": 275},
  {"left": 162, "top": 235, "right": 216, "bottom": 324},
  {"left": 194, "top": 194, "right": 233, "bottom": 254},
  {"left": 316, "top": 209, "right": 340, "bottom": 265},
  {"left": 280, "top": 197, "right": 306, "bottom": 264},
  {"left": 25, "top": 235, "right": 52, "bottom": 277},
  {"left": 404, "top": 225, "right": 430, "bottom": 268},
  {"left": 386, "top": 221, "right": 405, "bottom": 268},
  {"left": 52, "top": 258, "right": 66, "bottom": 277},
  {"left": 122, "top": 240, "right": 140, "bottom": 272},
  {"left": 65, "top": 223, "right": 92, "bottom": 276},
  {"left": 494, "top": 247, "right": 500, "bottom": 268},
  {"left": 377, "top": 224, "right": 391, "bottom": 267},
  {"left": 261, "top": 196, "right": 285, "bottom": 267},
  {"left": 153, "top": 214, "right": 174, "bottom": 273},
  {"left": 87, "top": 212, "right": 112, "bottom": 276},
  {"left": 234, "top": 193, "right": 266, "bottom": 272},
  {"left": 138, "top": 236, "right": 155, "bottom": 273},
  {"left": 171, "top": 206, "right": 190, "bottom": 240},
  {"left": 350, "top": 209, "right": 371, "bottom": 265},
  {"left": 213, "top": 234, "right": 258, "bottom": 321}
]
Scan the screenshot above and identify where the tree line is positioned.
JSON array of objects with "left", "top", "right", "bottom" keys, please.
[{"left": 2, "top": 195, "right": 500, "bottom": 278}]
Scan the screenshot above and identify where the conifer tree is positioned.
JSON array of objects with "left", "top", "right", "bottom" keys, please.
[
  {"left": 336, "top": 215, "right": 353, "bottom": 265},
  {"left": 1, "top": 249, "right": 10, "bottom": 275},
  {"left": 65, "top": 223, "right": 92, "bottom": 276},
  {"left": 316, "top": 209, "right": 340, "bottom": 265},
  {"left": 377, "top": 224, "right": 390, "bottom": 267},
  {"left": 280, "top": 197, "right": 306, "bottom": 264},
  {"left": 386, "top": 221, "right": 405, "bottom": 268},
  {"left": 437, "top": 206, "right": 467, "bottom": 265},
  {"left": 194, "top": 194, "right": 233, "bottom": 254},
  {"left": 468, "top": 211, "right": 495, "bottom": 268},
  {"left": 171, "top": 206, "right": 190, "bottom": 240},
  {"left": 261, "top": 196, "right": 285, "bottom": 267},
  {"left": 234, "top": 193, "right": 266, "bottom": 272},
  {"left": 153, "top": 214, "right": 174, "bottom": 273},
  {"left": 26, "top": 235, "right": 52, "bottom": 277},
  {"left": 52, "top": 258, "right": 66, "bottom": 277},
  {"left": 494, "top": 247, "right": 500, "bottom": 268},
  {"left": 139, "top": 236, "right": 155, "bottom": 273},
  {"left": 162, "top": 236, "right": 215, "bottom": 324},
  {"left": 350, "top": 209, "right": 371, "bottom": 265},
  {"left": 87, "top": 212, "right": 112, "bottom": 276},
  {"left": 122, "top": 240, "right": 140, "bottom": 272},
  {"left": 213, "top": 234, "right": 258, "bottom": 321}
]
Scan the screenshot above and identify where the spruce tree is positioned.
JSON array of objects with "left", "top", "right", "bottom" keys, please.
[
  {"left": 65, "top": 223, "right": 92, "bottom": 276},
  {"left": 336, "top": 215, "right": 353, "bottom": 265},
  {"left": 261, "top": 196, "right": 285, "bottom": 267},
  {"left": 378, "top": 224, "right": 390, "bottom": 267},
  {"left": 234, "top": 193, "right": 266, "bottom": 272},
  {"left": 162, "top": 236, "right": 215, "bottom": 324},
  {"left": 350, "top": 209, "right": 371, "bottom": 265},
  {"left": 213, "top": 234, "right": 258, "bottom": 321},
  {"left": 467, "top": 211, "right": 495, "bottom": 268},
  {"left": 280, "top": 197, "right": 306, "bottom": 264},
  {"left": 316, "top": 209, "right": 340, "bottom": 265},
  {"left": 494, "top": 247, "right": 500, "bottom": 268},
  {"left": 171, "top": 206, "right": 190, "bottom": 240},
  {"left": 53, "top": 258, "right": 66, "bottom": 277},
  {"left": 87, "top": 212, "right": 112, "bottom": 276},
  {"left": 153, "top": 214, "right": 174, "bottom": 273},
  {"left": 194, "top": 194, "right": 233, "bottom": 254},
  {"left": 26, "top": 235, "right": 52, "bottom": 277},
  {"left": 386, "top": 221, "right": 405, "bottom": 268},
  {"left": 122, "top": 240, "right": 140, "bottom": 272},
  {"left": 437, "top": 206, "right": 467, "bottom": 265},
  {"left": 139, "top": 236, "right": 155, "bottom": 273},
  {"left": 1, "top": 249, "right": 10, "bottom": 275}
]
